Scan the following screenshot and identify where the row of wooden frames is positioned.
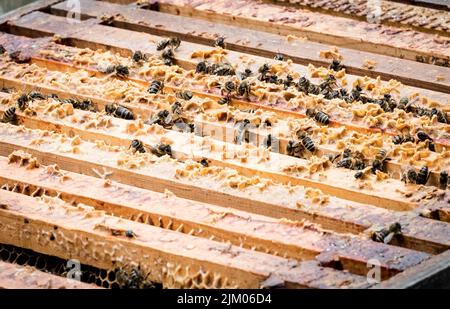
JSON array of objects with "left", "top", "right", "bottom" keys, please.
[{"left": 0, "top": 0, "right": 449, "bottom": 289}]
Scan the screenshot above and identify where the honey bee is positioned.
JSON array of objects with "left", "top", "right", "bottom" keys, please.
[
  {"left": 336, "top": 150, "right": 365, "bottom": 170},
  {"left": 439, "top": 171, "right": 448, "bottom": 189},
  {"left": 115, "top": 265, "right": 153, "bottom": 289},
  {"left": 222, "top": 81, "right": 236, "bottom": 96},
  {"left": 240, "top": 68, "right": 252, "bottom": 80},
  {"left": 156, "top": 37, "right": 181, "bottom": 51},
  {"left": 125, "top": 229, "right": 136, "bottom": 238},
  {"left": 213, "top": 63, "right": 235, "bottom": 76},
  {"left": 319, "top": 75, "right": 337, "bottom": 92},
  {"left": 416, "top": 166, "right": 430, "bottom": 185},
  {"left": 297, "top": 77, "right": 311, "bottom": 94},
  {"left": 371, "top": 222, "right": 402, "bottom": 244},
  {"left": 175, "top": 91, "right": 193, "bottom": 101},
  {"left": 392, "top": 134, "right": 414, "bottom": 145},
  {"left": 146, "top": 110, "right": 172, "bottom": 128},
  {"left": 2, "top": 106, "right": 16, "bottom": 124},
  {"left": 130, "top": 139, "right": 146, "bottom": 153},
  {"left": 397, "top": 97, "right": 409, "bottom": 110},
  {"left": 234, "top": 119, "right": 250, "bottom": 144},
  {"left": 171, "top": 101, "right": 183, "bottom": 116},
  {"left": 17, "top": 91, "right": 46, "bottom": 110},
  {"left": 200, "top": 158, "right": 209, "bottom": 167},
  {"left": 306, "top": 109, "right": 330, "bottom": 125},
  {"left": 237, "top": 80, "right": 251, "bottom": 98},
  {"left": 132, "top": 50, "right": 145, "bottom": 63},
  {"left": 416, "top": 130, "right": 432, "bottom": 142},
  {"left": 218, "top": 96, "right": 231, "bottom": 105},
  {"left": 430, "top": 108, "right": 448, "bottom": 124},
  {"left": 401, "top": 169, "right": 417, "bottom": 184},
  {"left": 214, "top": 36, "right": 226, "bottom": 49},
  {"left": 346, "top": 85, "right": 362, "bottom": 103},
  {"left": 195, "top": 61, "right": 207, "bottom": 74},
  {"left": 427, "top": 140, "right": 436, "bottom": 152},
  {"left": 258, "top": 63, "right": 270, "bottom": 81},
  {"left": 0, "top": 44, "right": 5, "bottom": 54},
  {"left": 150, "top": 143, "right": 172, "bottom": 157},
  {"left": 384, "top": 94, "right": 397, "bottom": 111},
  {"left": 162, "top": 48, "right": 175, "bottom": 66},
  {"left": 283, "top": 74, "right": 294, "bottom": 90},
  {"left": 286, "top": 140, "right": 303, "bottom": 158},
  {"left": 371, "top": 149, "right": 391, "bottom": 173},
  {"left": 274, "top": 53, "right": 284, "bottom": 61},
  {"left": 64, "top": 98, "right": 96, "bottom": 112},
  {"left": 296, "top": 131, "right": 316, "bottom": 153},
  {"left": 329, "top": 59, "right": 344, "bottom": 71},
  {"left": 114, "top": 65, "right": 130, "bottom": 78},
  {"left": 105, "top": 104, "right": 134, "bottom": 120},
  {"left": 148, "top": 80, "right": 164, "bottom": 94}
]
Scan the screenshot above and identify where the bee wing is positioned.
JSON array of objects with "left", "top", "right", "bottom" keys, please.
[{"left": 383, "top": 232, "right": 395, "bottom": 244}]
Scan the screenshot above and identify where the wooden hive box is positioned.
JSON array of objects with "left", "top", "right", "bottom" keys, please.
[{"left": 0, "top": 0, "right": 449, "bottom": 289}]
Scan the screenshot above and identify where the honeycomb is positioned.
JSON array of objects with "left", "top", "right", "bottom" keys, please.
[{"left": 0, "top": 243, "right": 160, "bottom": 289}]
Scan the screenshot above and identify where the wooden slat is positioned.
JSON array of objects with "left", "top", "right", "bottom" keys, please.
[
  {"left": 0, "top": 261, "right": 99, "bottom": 289},
  {"left": 0, "top": 0, "right": 62, "bottom": 25},
  {"left": 374, "top": 249, "right": 450, "bottom": 288},
  {"left": 259, "top": 0, "right": 450, "bottom": 36},
  {"left": 150, "top": 0, "right": 450, "bottom": 65},
  {"left": 0, "top": 189, "right": 371, "bottom": 289},
  {"left": 0, "top": 155, "right": 431, "bottom": 279},
  {"left": 0, "top": 97, "right": 423, "bottom": 212},
  {"left": 0, "top": 123, "right": 449, "bottom": 255},
  {"left": 50, "top": 0, "right": 450, "bottom": 93},
  {"left": 6, "top": 13, "right": 450, "bottom": 146}
]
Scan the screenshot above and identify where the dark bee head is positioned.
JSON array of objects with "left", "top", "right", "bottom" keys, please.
[
  {"left": 329, "top": 59, "right": 344, "bottom": 71},
  {"left": 200, "top": 158, "right": 209, "bottom": 167},
  {"left": 398, "top": 97, "right": 408, "bottom": 109},
  {"left": 354, "top": 171, "right": 364, "bottom": 179},
  {"left": 115, "top": 65, "right": 130, "bottom": 78},
  {"left": 223, "top": 81, "right": 236, "bottom": 93},
  {"left": 156, "top": 38, "right": 170, "bottom": 51},
  {"left": 416, "top": 166, "right": 430, "bottom": 185},
  {"left": 218, "top": 96, "right": 231, "bottom": 105},
  {"left": 105, "top": 104, "right": 117, "bottom": 115},
  {"left": 305, "top": 108, "right": 316, "bottom": 118},
  {"left": 148, "top": 80, "right": 164, "bottom": 94},
  {"left": 404, "top": 169, "right": 417, "bottom": 184},
  {"left": 439, "top": 171, "right": 448, "bottom": 188},
  {"left": 169, "top": 37, "right": 181, "bottom": 49},
  {"left": 428, "top": 140, "right": 436, "bottom": 152},
  {"left": 176, "top": 91, "right": 193, "bottom": 101},
  {"left": 240, "top": 68, "right": 252, "bottom": 80},
  {"left": 416, "top": 130, "right": 431, "bottom": 142},
  {"left": 258, "top": 64, "right": 270, "bottom": 75},
  {"left": 214, "top": 36, "right": 225, "bottom": 49},
  {"left": 125, "top": 230, "right": 135, "bottom": 238},
  {"left": 237, "top": 80, "right": 251, "bottom": 97},
  {"left": 196, "top": 61, "right": 207, "bottom": 74},
  {"left": 431, "top": 108, "right": 448, "bottom": 124},
  {"left": 130, "top": 139, "right": 145, "bottom": 153},
  {"left": 162, "top": 48, "right": 175, "bottom": 60},
  {"left": 132, "top": 50, "right": 144, "bottom": 63},
  {"left": 274, "top": 53, "right": 284, "bottom": 61},
  {"left": 389, "top": 222, "right": 401, "bottom": 234},
  {"left": 171, "top": 101, "right": 183, "bottom": 114}
]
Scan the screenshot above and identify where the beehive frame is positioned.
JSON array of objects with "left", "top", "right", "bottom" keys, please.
[{"left": 0, "top": 0, "right": 449, "bottom": 289}]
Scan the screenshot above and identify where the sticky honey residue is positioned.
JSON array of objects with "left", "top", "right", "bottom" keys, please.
[
  {"left": 304, "top": 188, "right": 329, "bottom": 205},
  {"left": 7, "top": 150, "right": 40, "bottom": 170},
  {"left": 362, "top": 59, "right": 377, "bottom": 70},
  {"left": 319, "top": 46, "right": 343, "bottom": 61}
]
